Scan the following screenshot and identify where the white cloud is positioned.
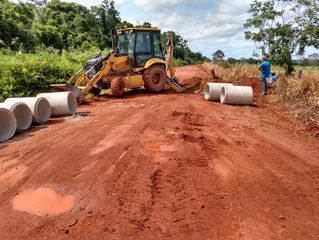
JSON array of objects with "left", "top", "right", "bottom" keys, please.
[
  {"left": 133, "top": 0, "right": 209, "bottom": 11},
  {"left": 139, "top": 0, "right": 255, "bottom": 57},
  {"left": 113, "top": 0, "right": 127, "bottom": 6}
]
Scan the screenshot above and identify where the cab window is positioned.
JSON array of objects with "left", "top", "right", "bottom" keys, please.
[
  {"left": 153, "top": 33, "right": 162, "bottom": 58},
  {"left": 135, "top": 31, "right": 152, "bottom": 67}
]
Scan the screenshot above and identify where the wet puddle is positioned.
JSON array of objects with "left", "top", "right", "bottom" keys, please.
[
  {"left": 12, "top": 187, "right": 75, "bottom": 216},
  {"left": 146, "top": 145, "right": 176, "bottom": 152}
]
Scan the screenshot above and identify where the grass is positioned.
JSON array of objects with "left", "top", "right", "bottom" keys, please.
[
  {"left": 202, "top": 62, "right": 260, "bottom": 81},
  {"left": 275, "top": 76, "right": 319, "bottom": 126},
  {"left": 203, "top": 62, "right": 319, "bottom": 127}
]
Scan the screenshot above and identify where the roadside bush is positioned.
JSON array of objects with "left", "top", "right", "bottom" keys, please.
[
  {"left": 202, "top": 62, "right": 260, "bottom": 81},
  {"left": 275, "top": 76, "right": 319, "bottom": 126},
  {"left": 173, "top": 58, "right": 204, "bottom": 67},
  {"left": 0, "top": 48, "right": 110, "bottom": 102}
]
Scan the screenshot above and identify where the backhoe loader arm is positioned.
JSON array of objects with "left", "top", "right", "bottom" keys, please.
[
  {"left": 81, "top": 54, "right": 113, "bottom": 94},
  {"left": 163, "top": 37, "right": 183, "bottom": 92},
  {"left": 67, "top": 53, "right": 102, "bottom": 85}
]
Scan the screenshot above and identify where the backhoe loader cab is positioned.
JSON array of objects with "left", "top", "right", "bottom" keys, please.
[
  {"left": 51, "top": 27, "right": 182, "bottom": 103},
  {"left": 116, "top": 28, "right": 163, "bottom": 67}
]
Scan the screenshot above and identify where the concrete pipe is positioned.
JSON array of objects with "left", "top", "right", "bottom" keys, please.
[
  {"left": 5, "top": 97, "right": 51, "bottom": 124},
  {"left": 220, "top": 86, "right": 253, "bottom": 105},
  {"left": 0, "top": 108, "right": 17, "bottom": 142},
  {"left": 37, "top": 92, "right": 77, "bottom": 116},
  {"left": 204, "top": 83, "right": 233, "bottom": 101},
  {"left": 0, "top": 102, "right": 32, "bottom": 132}
]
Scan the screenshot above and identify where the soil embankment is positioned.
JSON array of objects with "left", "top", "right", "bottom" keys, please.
[{"left": 0, "top": 65, "right": 319, "bottom": 239}]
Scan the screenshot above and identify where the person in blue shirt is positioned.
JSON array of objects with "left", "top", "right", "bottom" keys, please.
[{"left": 259, "top": 57, "right": 271, "bottom": 95}]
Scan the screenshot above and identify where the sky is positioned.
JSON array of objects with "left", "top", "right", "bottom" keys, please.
[{"left": 15, "top": 0, "right": 318, "bottom": 59}]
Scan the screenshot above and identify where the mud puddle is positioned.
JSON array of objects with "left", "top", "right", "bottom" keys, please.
[{"left": 12, "top": 187, "right": 75, "bottom": 216}]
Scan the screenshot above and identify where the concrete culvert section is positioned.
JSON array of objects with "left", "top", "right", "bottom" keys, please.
[
  {"left": 0, "top": 108, "right": 17, "bottom": 142},
  {"left": 220, "top": 86, "right": 253, "bottom": 105},
  {"left": 37, "top": 92, "right": 77, "bottom": 116},
  {"left": 0, "top": 102, "right": 32, "bottom": 132},
  {"left": 5, "top": 97, "right": 51, "bottom": 125},
  {"left": 204, "top": 83, "right": 233, "bottom": 101}
]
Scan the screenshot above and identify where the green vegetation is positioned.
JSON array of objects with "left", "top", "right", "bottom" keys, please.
[
  {"left": 0, "top": 0, "right": 120, "bottom": 51},
  {"left": 244, "top": 0, "right": 319, "bottom": 75},
  {"left": 0, "top": 47, "right": 111, "bottom": 102}
]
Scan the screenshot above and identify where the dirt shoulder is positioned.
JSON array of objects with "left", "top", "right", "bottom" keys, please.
[{"left": 0, "top": 65, "right": 319, "bottom": 240}]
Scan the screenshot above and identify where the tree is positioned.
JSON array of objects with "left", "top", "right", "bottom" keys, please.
[
  {"left": 244, "top": 0, "right": 319, "bottom": 75},
  {"left": 212, "top": 50, "right": 225, "bottom": 62},
  {"left": 91, "top": 0, "right": 121, "bottom": 49},
  {"left": 227, "top": 57, "right": 237, "bottom": 64},
  {"left": 137, "top": 22, "right": 151, "bottom": 27}
]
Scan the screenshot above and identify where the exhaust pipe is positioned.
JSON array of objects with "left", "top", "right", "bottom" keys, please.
[
  {"left": 0, "top": 102, "right": 32, "bottom": 132},
  {"left": 0, "top": 107, "right": 16, "bottom": 142},
  {"left": 5, "top": 97, "right": 51, "bottom": 124},
  {"left": 37, "top": 92, "right": 77, "bottom": 116}
]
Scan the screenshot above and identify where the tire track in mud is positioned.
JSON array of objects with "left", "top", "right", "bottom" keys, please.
[{"left": 142, "top": 106, "right": 242, "bottom": 239}]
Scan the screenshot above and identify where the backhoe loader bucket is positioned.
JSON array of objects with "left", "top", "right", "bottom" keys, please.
[
  {"left": 167, "top": 77, "right": 183, "bottom": 92},
  {"left": 50, "top": 83, "right": 85, "bottom": 104}
]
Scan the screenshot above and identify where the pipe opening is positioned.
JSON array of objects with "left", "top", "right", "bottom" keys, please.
[
  {"left": 37, "top": 98, "right": 51, "bottom": 124},
  {"left": 67, "top": 93, "right": 77, "bottom": 115},
  {"left": 0, "top": 109, "right": 16, "bottom": 142},
  {"left": 220, "top": 87, "right": 226, "bottom": 103},
  {"left": 204, "top": 84, "right": 210, "bottom": 100},
  {"left": 12, "top": 103, "right": 32, "bottom": 131}
]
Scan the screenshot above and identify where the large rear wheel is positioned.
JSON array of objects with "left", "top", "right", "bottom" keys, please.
[
  {"left": 143, "top": 65, "right": 167, "bottom": 92},
  {"left": 111, "top": 77, "right": 124, "bottom": 97}
]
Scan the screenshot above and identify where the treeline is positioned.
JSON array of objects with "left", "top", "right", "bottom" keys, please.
[
  {"left": 212, "top": 50, "right": 319, "bottom": 66},
  {"left": 0, "top": 0, "right": 206, "bottom": 63},
  {"left": 225, "top": 57, "right": 319, "bottom": 66}
]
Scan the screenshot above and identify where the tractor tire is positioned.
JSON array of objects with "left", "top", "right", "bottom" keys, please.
[
  {"left": 143, "top": 65, "right": 167, "bottom": 92},
  {"left": 111, "top": 77, "right": 124, "bottom": 97}
]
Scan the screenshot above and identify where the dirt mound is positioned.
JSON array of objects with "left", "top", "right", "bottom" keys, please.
[
  {"left": 235, "top": 75, "right": 263, "bottom": 95},
  {"left": 174, "top": 65, "right": 212, "bottom": 93},
  {"left": 178, "top": 65, "right": 262, "bottom": 95}
]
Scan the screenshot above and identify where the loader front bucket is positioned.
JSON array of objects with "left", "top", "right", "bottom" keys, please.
[{"left": 50, "top": 83, "right": 85, "bottom": 104}]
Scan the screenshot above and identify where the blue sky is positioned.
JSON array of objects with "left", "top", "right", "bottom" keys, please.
[{"left": 17, "top": 0, "right": 318, "bottom": 59}]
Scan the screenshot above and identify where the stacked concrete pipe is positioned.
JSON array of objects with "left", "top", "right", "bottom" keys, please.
[
  {"left": 220, "top": 86, "right": 253, "bottom": 105},
  {"left": 0, "top": 107, "right": 16, "bottom": 142},
  {"left": 5, "top": 97, "right": 51, "bottom": 124},
  {"left": 0, "top": 102, "right": 32, "bottom": 132},
  {"left": 37, "top": 92, "right": 77, "bottom": 116},
  {"left": 204, "top": 83, "right": 234, "bottom": 101}
]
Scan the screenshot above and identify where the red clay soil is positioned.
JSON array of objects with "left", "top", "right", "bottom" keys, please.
[{"left": 1, "top": 65, "right": 319, "bottom": 240}]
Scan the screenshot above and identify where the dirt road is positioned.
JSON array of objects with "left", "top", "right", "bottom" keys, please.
[{"left": 1, "top": 65, "right": 319, "bottom": 240}]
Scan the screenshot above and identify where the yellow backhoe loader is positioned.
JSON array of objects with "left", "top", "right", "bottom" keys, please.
[{"left": 51, "top": 27, "right": 183, "bottom": 104}]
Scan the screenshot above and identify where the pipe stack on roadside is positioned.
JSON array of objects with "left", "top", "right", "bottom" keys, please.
[
  {"left": 0, "top": 92, "right": 78, "bottom": 142},
  {"left": 204, "top": 82, "right": 253, "bottom": 106}
]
